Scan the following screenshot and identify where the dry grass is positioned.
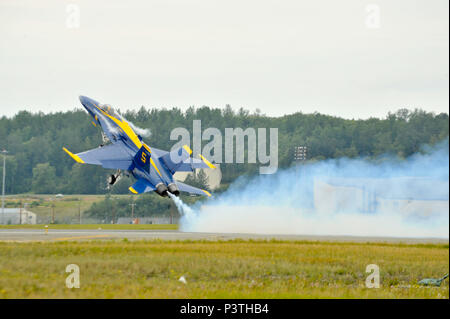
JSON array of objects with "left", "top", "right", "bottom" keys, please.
[{"left": 0, "top": 240, "right": 448, "bottom": 299}]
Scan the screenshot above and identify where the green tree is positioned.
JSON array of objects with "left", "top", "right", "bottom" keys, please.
[
  {"left": 184, "top": 169, "right": 210, "bottom": 191},
  {"left": 0, "top": 105, "right": 448, "bottom": 195},
  {"left": 31, "top": 163, "right": 56, "bottom": 194}
]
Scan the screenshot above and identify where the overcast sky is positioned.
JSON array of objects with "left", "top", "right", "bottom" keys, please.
[{"left": 0, "top": 0, "right": 448, "bottom": 119}]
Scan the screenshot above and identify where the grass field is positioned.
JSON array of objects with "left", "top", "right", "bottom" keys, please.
[
  {"left": 4, "top": 194, "right": 108, "bottom": 223},
  {"left": 0, "top": 239, "right": 448, "bottom": 298},
  {"left": 3, "top": 194, "right": 179, "bottom": 224},
  {"left": 0, "top": 224, "right": 178, "bottom": 230}
]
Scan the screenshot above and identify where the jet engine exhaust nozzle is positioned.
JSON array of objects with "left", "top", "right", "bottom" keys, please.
[
  {"left": 168, "top": 183, "right": 180, "bottom": 197},
  {"left": 155, "top": 183, "right": 169, "bottom": 197}
]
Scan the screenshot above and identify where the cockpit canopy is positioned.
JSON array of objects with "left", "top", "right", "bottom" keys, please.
[{"left": 99, "top": 104, "right": 117, "bottom": 116}]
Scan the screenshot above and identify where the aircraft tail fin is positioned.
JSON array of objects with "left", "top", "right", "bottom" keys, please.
[{"left": 134, "top": 144, "right": 152, "bottom": 172}]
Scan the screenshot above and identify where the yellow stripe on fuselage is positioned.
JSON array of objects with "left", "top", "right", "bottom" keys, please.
[
  {"left": 93, "top": 105, "right": 163, "bottom": 178},
  {"left": 63, "top": 147, "right": 85, "bottom": 164},
  {"left": 95, "top": 105, "right": 143, "bottom": 150},
  {"left": 143, "top": 143, "right": 152, "bottom": 153},
  {"left": 150, "top": 158, "right": 162, "bottom": 177}
]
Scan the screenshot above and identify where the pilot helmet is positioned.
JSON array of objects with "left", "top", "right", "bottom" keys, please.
[{"left": 102, "top": 104, "right": 113, "bottom": 114}]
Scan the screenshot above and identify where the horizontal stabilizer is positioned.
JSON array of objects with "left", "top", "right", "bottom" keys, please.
[
  {"left": 175, "top": 181, "right": 211, "bottom": 197},
  {"left": 129, "top": 179, "right": 156, "bottom": 194}
]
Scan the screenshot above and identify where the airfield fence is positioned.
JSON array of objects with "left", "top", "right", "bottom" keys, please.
[
  {"left": 116, "top": 216, "right": 179, "bottom": 224},
  {"left": 35, "top": 216, "right": 179, "bottom": 225}
]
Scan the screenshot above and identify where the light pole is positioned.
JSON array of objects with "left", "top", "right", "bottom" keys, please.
[
  {"left": 23, "top": 203, "right": 30, "bottom": 225},
  {"left": 78, "top": 197, "right": 82, "bottom": 224},
  {"left": 1, "top": 149, "right": 8, "bottom": 225},
  {"left": 49, "top": 198, "right": 55, "bottom": 224},
  {"left": 129, "top": 202, "right": 136, "bottom": 223},
  {"left": 294, "top": 146, "right": 307, "bottom": 184},
  {"left": 19, "top": 200, "right": 22, "bottom": 225},
  {"left": 294, "top": 146, "right": 307, "bottom": 163}
]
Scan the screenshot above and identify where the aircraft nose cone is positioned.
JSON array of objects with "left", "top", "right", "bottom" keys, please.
[
  {"left": 79, "top": 95, "right": 100, "bottom": 111},
  {"left": 79, "top": 95, "right": 93, "bottom": 105}
]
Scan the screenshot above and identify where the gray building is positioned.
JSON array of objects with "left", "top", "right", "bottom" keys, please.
[
  {"left": 313, "top": 177, "right": 449, "bottom": 217},
  {"left": 0, "top": 208, "right": 37, "bottom": 225}
]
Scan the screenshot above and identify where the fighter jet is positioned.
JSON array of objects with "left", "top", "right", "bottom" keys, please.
[{"left": 63, "top": 96, "right": 215, "bottom": 197}]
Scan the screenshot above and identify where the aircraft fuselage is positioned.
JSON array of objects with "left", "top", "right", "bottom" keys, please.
[{"left": 79, "top": 96, "right": 176, "bottom": 196}]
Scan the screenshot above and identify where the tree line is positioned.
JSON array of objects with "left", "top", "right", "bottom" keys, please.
[{"left": 0, "top": 106, "right": 448, "bottom": 195}]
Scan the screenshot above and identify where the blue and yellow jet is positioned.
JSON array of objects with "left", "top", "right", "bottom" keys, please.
[{"left": 63, "top": 96, "right": 215, "bottom": 197}]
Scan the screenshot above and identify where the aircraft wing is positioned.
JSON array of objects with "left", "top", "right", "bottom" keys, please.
[
  {"left": 63, "top": 143, "right": 134, "bottom": 170},
  {"left": 175, "top": 181, "right": 211, "bottom": 197}
]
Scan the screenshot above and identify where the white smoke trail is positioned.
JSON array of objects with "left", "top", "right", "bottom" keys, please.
[
  {"left": 168, "top": 192, "right": 197, "bottom": 225},
  {"left": 174, "top": 140, "right": 449, "bottom": 238},
  {"left": 126, "top": 120, "right": 151, "bottom": 138},
  {"left": 112, "top": 111, "right": 152, "bottom": 137},
  {"left": 183, "top": 206, "right": 448, "bottom": 238},
  {"left": 98, "top": 113, "right": 120, "bottom": 135}
]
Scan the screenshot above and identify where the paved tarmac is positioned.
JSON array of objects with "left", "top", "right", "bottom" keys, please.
[{"left": 0, "top": 228, "right": 448, "bottom": 243}]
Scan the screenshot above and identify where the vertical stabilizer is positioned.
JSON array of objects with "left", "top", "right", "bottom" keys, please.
[{"left": 134, "top": 145, "right": 152, "bottom": 172}]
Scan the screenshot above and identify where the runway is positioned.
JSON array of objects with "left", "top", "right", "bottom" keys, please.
[{"left": 0, "top": 228, "right": 448, "bottom": 243}]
